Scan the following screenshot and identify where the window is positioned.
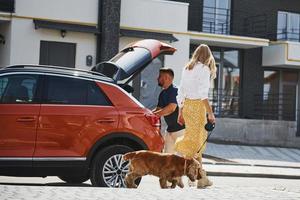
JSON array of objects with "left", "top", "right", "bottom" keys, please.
[
  {"left": 45, "top": 76, "right": 111, "bottom": 106},
  {"left": 87, "top": 82, "right": 111, "bottom": 106},
  {"left": 0, "top": 0, "right": 15, "bottom": 13},
  {"left": 40, "top": 41, "right": 76, "bottom": 68},
  {"left": 262, "top": 71, "right": 280, "bottom": 119},
  {"left": 203, "top": 0, "right": 231, "bottom": 34},
  {"left": 277, "top": 11, "right": 300, "bottom": 42},
  {"left": 207, "top": 49, "right": 240, "bottom": 117},
  {"left": 263, "top": 70, "right": 298, "bottom": 121},
  {"left": 0, "top": 77, "right": 8, "bottom": 98},
  {"left": 0, "top": 74, "right": 38, "bottom": 104}
]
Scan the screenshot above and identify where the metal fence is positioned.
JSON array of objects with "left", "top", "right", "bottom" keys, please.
[
  {"left": 202, "top": 6, "right": 231, "bottom": 35},
  {"left": 208, "top": 90, "right": 298, "bottom": 121},
  {"left": 253, "top": 93, "right": 298, "bottom": 121},
  {"left": 277, "top": 28, "right": 300, "bottom": 42},
  {"left": 208, "top": 88, "right": 239, "bottom": 118}
]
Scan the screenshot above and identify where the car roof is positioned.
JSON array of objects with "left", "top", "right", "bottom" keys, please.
[{"left": 0, "top": 64, "right": 114, "bottom": 83}]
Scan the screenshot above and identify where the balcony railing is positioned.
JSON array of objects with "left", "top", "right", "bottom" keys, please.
[
  {"left": 202, "top": 6, "right": 231, "bottom": 35},
  {"left": 277, "top": 28, "right": 300, "bottom": 42},
  {"left": 0, "top": 0, "right": 14, "bottom": 13},
  {"left": 202, "top": 6, "right": 271, "bottom": 38}
]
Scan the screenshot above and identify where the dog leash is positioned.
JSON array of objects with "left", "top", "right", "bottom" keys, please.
[
  {"left": 196, "top": 122, "right": 215, "bottom": 154},
  {"left": 196, "top": 130, "right": 214, "bottom": 154}
]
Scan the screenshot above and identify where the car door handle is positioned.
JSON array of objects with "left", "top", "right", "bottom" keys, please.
[
  {"left": 125, "top": 111, "right": 144, "bottom": 115},
  {"left": 96, "top": 118, "right": 116, "bottom": 123},
  {"left": 16, "top": 117, "right": 36, "bottom": 122}
]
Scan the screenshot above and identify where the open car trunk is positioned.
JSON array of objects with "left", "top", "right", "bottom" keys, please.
[{"left": 91, "top": 39, "right": 176, "bottom": 84}]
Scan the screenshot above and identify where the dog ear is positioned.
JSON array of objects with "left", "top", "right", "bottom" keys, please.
[{"left": 197, "top": 168, "right": 202, "bottom": 180}]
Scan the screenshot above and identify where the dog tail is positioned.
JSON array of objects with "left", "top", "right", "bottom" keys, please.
[{"left": 123, "top": 151, "right": 137, "bottom": 161}]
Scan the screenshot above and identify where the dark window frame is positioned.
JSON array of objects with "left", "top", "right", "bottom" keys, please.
[
  {"left": 0, "top": 0, "right": 15, "bottom": 13},
  {"left": 0, "top": 73, "right": 42, "bottom": 104},
  {"left": 42, "top": 75, "right": 113, "bottom": 106},
  {"left": 277, "top": 10, "right": 300, "bottom": 42}
]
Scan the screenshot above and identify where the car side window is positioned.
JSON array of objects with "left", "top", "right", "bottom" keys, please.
[
  {"left": 46, "top": 76, "right": 111, "bottom": 106},
  {"left": 0, "top": 74, "right": 38, "bottom": 104},
  {"left": 87, "top": 82, "right": 112, "bottom": 106},
  {"left": 0, "top": 77, "right": 8, "bottom": 98}
]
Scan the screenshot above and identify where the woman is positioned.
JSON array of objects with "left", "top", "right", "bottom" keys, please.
[{"left": 175, "top": 44, "right": 216, "bottom": 188}]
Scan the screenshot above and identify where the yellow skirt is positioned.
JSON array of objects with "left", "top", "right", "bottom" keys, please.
[{"left": 174, "top": 99, "right": 207, "bottom": 158}]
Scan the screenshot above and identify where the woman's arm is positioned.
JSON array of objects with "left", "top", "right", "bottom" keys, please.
[
  {"left": 200, "top": 66, "right": 215, "bottom": 123},
  {"left": 202, "top": 99, "right": 215, "bottom": 124},
  {"left": 177, "top": 68, "right": 186, "bottom": 125},
  {"left": 176, "top": 68, "right": 186, "bottom": 109}
]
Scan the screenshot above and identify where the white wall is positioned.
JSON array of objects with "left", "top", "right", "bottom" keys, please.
[
  {"left": 0, "top": 22, "right": 11, "bottom": 67},
  {"left": 262, "top": 43, "right": 286, "bottom": 66},
  {"left": 164, "top": 34, "right": 190, "bottom": 86},
  {"left": 288, "top": 42, "right": 300, "bottom": 62},
  {"left": 9, "top": 18, "right": 97, "bottom": 69},
  {"left": 120, "top": 0, "right": 188, "bottom": 32},
  {"left": 211, "top": 118, "right": 300, "bottom": 148},
  {"left": 15, "top": 0, "right": 98, "bottom": 24},
  {"left": 263, "top": 42, "right": 300, "bottom": 67}
]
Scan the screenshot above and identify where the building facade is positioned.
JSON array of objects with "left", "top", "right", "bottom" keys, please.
[
  {"left": 0, "top": 0, "right": 300, "bottom": 147},
  {"left": 0, "top": 0, "right": 121, "bottom": 69}
]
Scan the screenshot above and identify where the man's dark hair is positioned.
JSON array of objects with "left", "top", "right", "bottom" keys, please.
[{"left": 159, "top": 68, "right": 174, "bottom": 78}]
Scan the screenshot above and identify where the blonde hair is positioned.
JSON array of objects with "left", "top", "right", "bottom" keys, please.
[{"left": 185, "top": 44, "right": 217, "bottom": 79}]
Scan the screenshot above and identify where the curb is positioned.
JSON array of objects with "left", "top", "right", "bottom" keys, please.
[
  {"left": 207, "top": 171, "right": 300, "bottom": 179},
  {"left": 203, "top": 161, "right": 300, "bottom": 169},
  {"left": 202, "top": 162, "right": 300, "bottom": 169}
]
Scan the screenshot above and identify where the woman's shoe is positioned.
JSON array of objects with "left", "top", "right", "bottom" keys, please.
[{"left": 197, "top": 170, "right": 213, "bottom": 189}]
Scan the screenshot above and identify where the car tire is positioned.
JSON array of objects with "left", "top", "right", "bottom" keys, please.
[
  {"left": 90, "top": 145, "right": 141, "bottom": 188},
  {"left": 58, "top": 175, "right": 90, "bottom": 184}
]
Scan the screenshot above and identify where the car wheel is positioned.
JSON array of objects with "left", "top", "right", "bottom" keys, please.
[
  {"left": 90, "top": 145, "right": 141, "bottom": 188},
  {"left": 58, "top": 175, "right": 89, "bottom": 184}
]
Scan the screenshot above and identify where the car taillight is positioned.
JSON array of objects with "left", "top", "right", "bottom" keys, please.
[{"left": 145, "top": 114, "right": 161, "bottom": 127}]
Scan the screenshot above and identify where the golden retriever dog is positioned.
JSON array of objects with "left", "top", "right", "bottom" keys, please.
[{"left": 123, "top": 150, "right": 201, "bottom": 189}]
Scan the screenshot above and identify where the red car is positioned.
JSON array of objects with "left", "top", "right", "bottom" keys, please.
[{"left": 0, "top": 39, "right": 176, "bottom": 187}]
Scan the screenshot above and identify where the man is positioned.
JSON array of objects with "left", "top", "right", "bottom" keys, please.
[{"left": 153, "top": 68, "right": 185, "bottom": 153}]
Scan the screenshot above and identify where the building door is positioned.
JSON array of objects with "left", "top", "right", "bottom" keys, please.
[
  {"left": 39, "top": 41, "right": 76, "bottom": 68},
  {"left": 263, "top": 70, "right": 298, "bottom": 121},
  {"left": 281, "top": 72, "right": 298, "bottom": 121},
  {"left": 210, "top": 63, "right": 221, "bottom": 115},
  {"left": 211, "top": 49, "right": 240, "bottom": 117}
]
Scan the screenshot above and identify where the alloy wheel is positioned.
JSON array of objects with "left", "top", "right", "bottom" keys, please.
[{"left": 102, "top": 154, "right": 129, "bottom": 188}]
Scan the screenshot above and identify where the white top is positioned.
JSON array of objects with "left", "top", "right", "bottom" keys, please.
[{"left": 176, "top": 62, "right": 211, "bottom": 108}]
